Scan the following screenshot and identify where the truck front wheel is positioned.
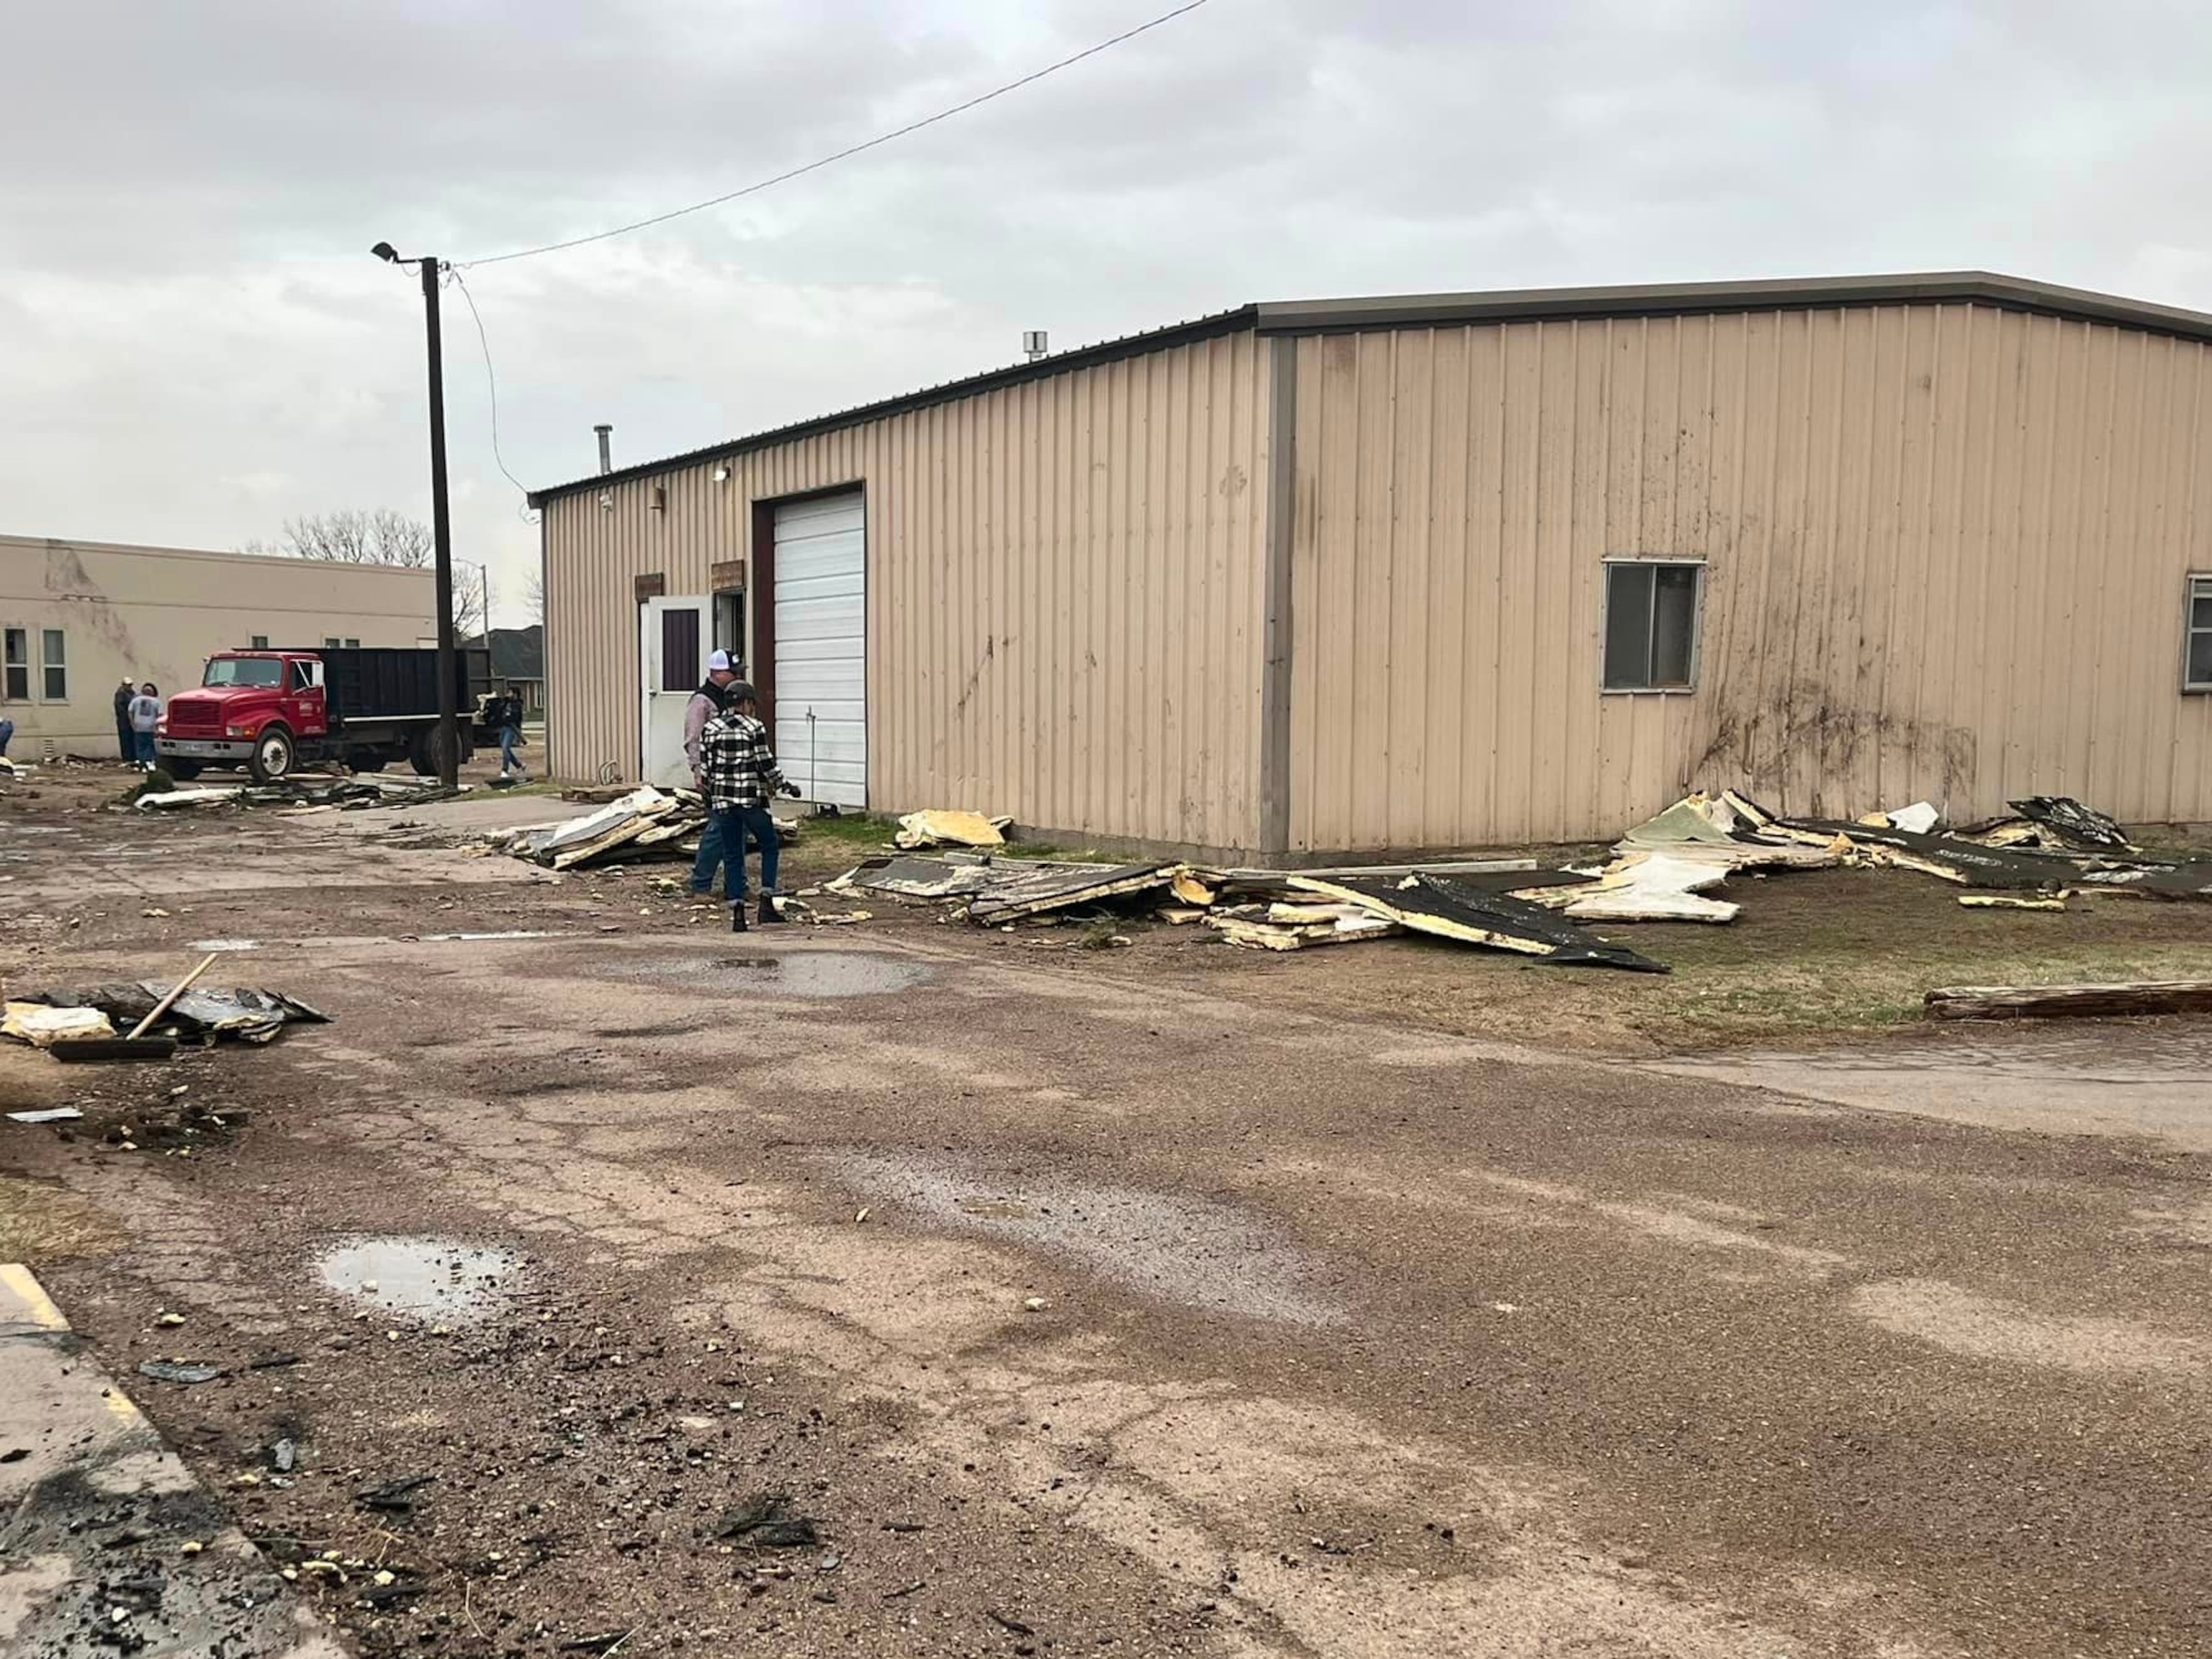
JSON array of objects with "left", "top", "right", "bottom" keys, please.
[{"left": 248, "top": 726, "right": 297, "bottom": 783}]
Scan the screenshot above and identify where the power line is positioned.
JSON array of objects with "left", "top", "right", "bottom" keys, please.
[
  {"left": 458, "top": 0, "right": 1212, "bottom": 268},
  {"left": 446, "top": 264, "right": 538, "bottom": 518}
]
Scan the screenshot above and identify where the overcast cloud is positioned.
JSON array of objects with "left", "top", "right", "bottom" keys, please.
[{"left": 4, "top": 0, "right": 2209, "bottom": 624}]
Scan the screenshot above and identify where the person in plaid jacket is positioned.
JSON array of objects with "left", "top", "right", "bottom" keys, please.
[{"left": 696, "top": 682, "right": 800, "bottom": 931}]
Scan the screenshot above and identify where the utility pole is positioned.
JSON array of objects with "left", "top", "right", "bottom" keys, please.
[{"left": 372, "top": 240, "right": 461, "bottom": 788}]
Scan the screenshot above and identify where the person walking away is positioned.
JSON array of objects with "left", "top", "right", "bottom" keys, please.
[
  {"left": 113, "top": 678, "right": 137, "bottom": 762},
  {"left": 685, "top": 649, "right": 741, "bottom": 896},
  {"left": 696, "top": 681, "right": 799, "bottom": 932},
  {"left": 128, "top": 683, "right": 163, "bottom": 770},
  {"left": 495, "top": 683, "right": 529, "bottom": 780}
]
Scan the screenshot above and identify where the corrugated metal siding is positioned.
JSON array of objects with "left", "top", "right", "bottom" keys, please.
[
  {"left": 1287, "top": 305, "right": 2212, "bottom": 850},
  {"left": 543, "top": 333, "right": 1272, "bottom": 851}
]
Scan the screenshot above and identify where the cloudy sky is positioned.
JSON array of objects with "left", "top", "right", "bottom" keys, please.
[{"left": 5, "top": 0, "right": 2206, "bottom": 625}]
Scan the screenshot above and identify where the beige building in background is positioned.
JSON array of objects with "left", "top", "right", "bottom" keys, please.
[
  {"left": 0, "top": 536, "right": 436, "bottom": 757},
  {"left": 533, "top": 272, "right": 2212, "bottom": 858}
]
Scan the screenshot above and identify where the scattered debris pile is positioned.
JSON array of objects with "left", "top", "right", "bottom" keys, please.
[
  {"left": 475, "top": 786, "right": 800, "bottom": 872},
  {"left": 134, "top": 773, "right": 469, "bottom": 812},
  {"left": 830, "top": 854, "right": 1668, "bottom": 971},
  {"left": 1715, "top": 791, "right": 2212, "bottom": 899},
  {"left": 4, "top": 980, "right": 328, "bottom": 1058},
  {"left": 808, "top": 787, "right": 2209, "bottom": 976}
]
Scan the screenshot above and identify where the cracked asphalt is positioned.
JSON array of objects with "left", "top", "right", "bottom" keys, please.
[{"left": 2, "top": 763, "right": 2209, "bottom": 1658}]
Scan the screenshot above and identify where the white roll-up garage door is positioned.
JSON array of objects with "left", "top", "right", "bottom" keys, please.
[{"left": 771, "top": 491, "right": 866, "bottom": 808}]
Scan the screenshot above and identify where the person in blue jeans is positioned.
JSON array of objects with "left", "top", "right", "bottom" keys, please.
[
  {"left": 685, "top": 651, "right": 740, "bottom": 894},
  {"left": 494, "top": 684, "right": 529, "bottom": 779},
  {"left": 696, "top": 682, "right": 799, "bottom": 932},
  {"left": 127, "top": 683, "right": 163, "bottom": 770}
]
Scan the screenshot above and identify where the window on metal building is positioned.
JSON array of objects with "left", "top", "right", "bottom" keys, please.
[
  {"left": 1603, "top": 560, "right": 1704, "bottom": 691},
  {"left": 2187, "top": 575, "right": 2212, "bottom": 691}
]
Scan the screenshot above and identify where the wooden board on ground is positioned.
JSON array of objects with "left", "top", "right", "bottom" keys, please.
[{"left": 1924, "top": 981, "right": 2212, "bottom": 1020}]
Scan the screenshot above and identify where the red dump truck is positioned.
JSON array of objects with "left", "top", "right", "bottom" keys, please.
[{"left": 156, "top": 645, "right": 491, "bottom": 782}]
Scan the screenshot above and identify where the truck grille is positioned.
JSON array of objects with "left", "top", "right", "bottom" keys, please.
[{"left": 163, "top": 696, "right": 224, "bottom": 736}]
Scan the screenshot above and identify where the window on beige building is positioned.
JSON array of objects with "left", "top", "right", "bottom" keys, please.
[
  {"left": 40, "top": 629, "right": 66, "bottom": 701},
  {"left": 1603, "top": 560, "right": 1703, "bottom": 691},
  {"left": 3, "top": 629, "right": 26, "bottom": 701}
]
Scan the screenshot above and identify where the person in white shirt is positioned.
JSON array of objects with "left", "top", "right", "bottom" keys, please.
[{"left": 127, "top": 683, "right": 163, "bottom": 770}]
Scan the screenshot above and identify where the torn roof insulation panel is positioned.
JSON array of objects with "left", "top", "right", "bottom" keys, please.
[
  {"left": 1287, "top": 873, "right": 1669, "bottom": 973},
  {"left": 1778, "top": 820, "right": 2090, "bottom": 889},
  {"left": 2007, "top": 796, "right": 2133, "bottom": 850},
  {"left": 965, "top": 862, "right": 1184, "bottom": 925}
]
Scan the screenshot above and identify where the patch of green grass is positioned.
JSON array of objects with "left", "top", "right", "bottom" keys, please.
[{"left": 793, "top": 811, "right": 902, "bottom": 847}]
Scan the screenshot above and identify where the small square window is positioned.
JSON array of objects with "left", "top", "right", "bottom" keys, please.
[
  {"left": 343, "top": 637, "right": 360, "bottom": 649},
  {"left": 40, "top": 629, "right": 66, "bottom": 701},
  {"left": 249, "top": 634, "right": 269, "bottom": 649},
  {"left": 2188, "top": 575, "right": 2212, "bottom": 691},
  {"left": 323, "top": 637, "right": 342, "bottom": 650},
  {"left": 3, "top": 628, "right": 26, "bottom": 702},
  {"left": 1603, "top": 561, "right": 1704, "bottom": 691}
]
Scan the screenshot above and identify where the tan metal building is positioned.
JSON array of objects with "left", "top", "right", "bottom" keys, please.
[
  {"left": 0, "top": 536, "right": 436, "bottom": 757},
  {"left": 533, "top": 272, "right": 2212, "bottom": 858}
]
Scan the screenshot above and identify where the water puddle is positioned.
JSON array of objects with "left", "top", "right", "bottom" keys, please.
[
  {"left": 593, "top": 950, "right": 930, "bottom": 999},
  {"left": 315, "top": 1237, "right": 521, "bottom": 1324},
  {"left": 833, "top": 1151, "right": 1343, "bottom": 1326}
]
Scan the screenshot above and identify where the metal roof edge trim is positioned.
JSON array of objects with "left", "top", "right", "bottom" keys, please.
[
  {"left": 1253, "top": 271, "right": 2212, "bottom": 341},
  {"left": 528, "top": 304, "right": 1261, "bottom": 505},
  {"left": 530, "top": 273, "right": 2212, "bottom": 507}
]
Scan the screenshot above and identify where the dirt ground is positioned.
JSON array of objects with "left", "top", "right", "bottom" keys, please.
[{"left": 4, "top": 760, "right": 2211, "bottom": 1658}]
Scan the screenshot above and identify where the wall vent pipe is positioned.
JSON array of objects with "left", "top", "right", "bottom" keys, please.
[{"left": 594, "top": 424, "right": 613, "bottom": 475}]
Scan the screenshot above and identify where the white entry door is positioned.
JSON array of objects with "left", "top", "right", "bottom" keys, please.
[
  {"left": 772, "top": 492, "right": 866, "bottom": 807},
  {"left": 639, "top": 595, "right": 708, "bottom": 788}
]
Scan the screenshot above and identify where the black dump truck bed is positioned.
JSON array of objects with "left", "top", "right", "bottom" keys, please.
[{"left": 270, "top": 646, "right": 491, "bottom": 727}]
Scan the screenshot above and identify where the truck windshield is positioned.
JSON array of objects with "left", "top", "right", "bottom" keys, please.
[{"left": 202, "top": 659, "right": 286, "bottom": 688}]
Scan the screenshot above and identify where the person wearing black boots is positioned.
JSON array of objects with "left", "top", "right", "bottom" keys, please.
[{"left": 695, "top": 682, "right": 801, "bottom": 932}]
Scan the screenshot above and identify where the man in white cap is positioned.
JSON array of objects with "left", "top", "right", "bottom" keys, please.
[{"left": 685, "top": 649, "right": 741, "bottom": 895}]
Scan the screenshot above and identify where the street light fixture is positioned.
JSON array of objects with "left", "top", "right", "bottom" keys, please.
[{"left": 370, "top": 240, "right": 460, "bottom": 788}]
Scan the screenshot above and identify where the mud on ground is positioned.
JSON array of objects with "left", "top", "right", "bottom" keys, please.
[{"left": 2, "top": 760, "right": 2211, "bottom": 1658}]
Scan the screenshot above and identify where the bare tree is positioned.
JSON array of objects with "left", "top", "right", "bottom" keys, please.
[
  {"left": 521, "top": 570, "right": 545, "bottom": 624},
  {"left": 244, "top": 509, "right": 479, "bottom": 635},
  {"left": 280, "top": 508, "right": 433, "bottom": 567},
  {"left": 453, "top": 567, "right": 488, "bottom": 644}
]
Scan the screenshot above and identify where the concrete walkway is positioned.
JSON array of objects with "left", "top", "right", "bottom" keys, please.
[{"left": 0, "top": 1264, "right": 344, "bottom": 1658}]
